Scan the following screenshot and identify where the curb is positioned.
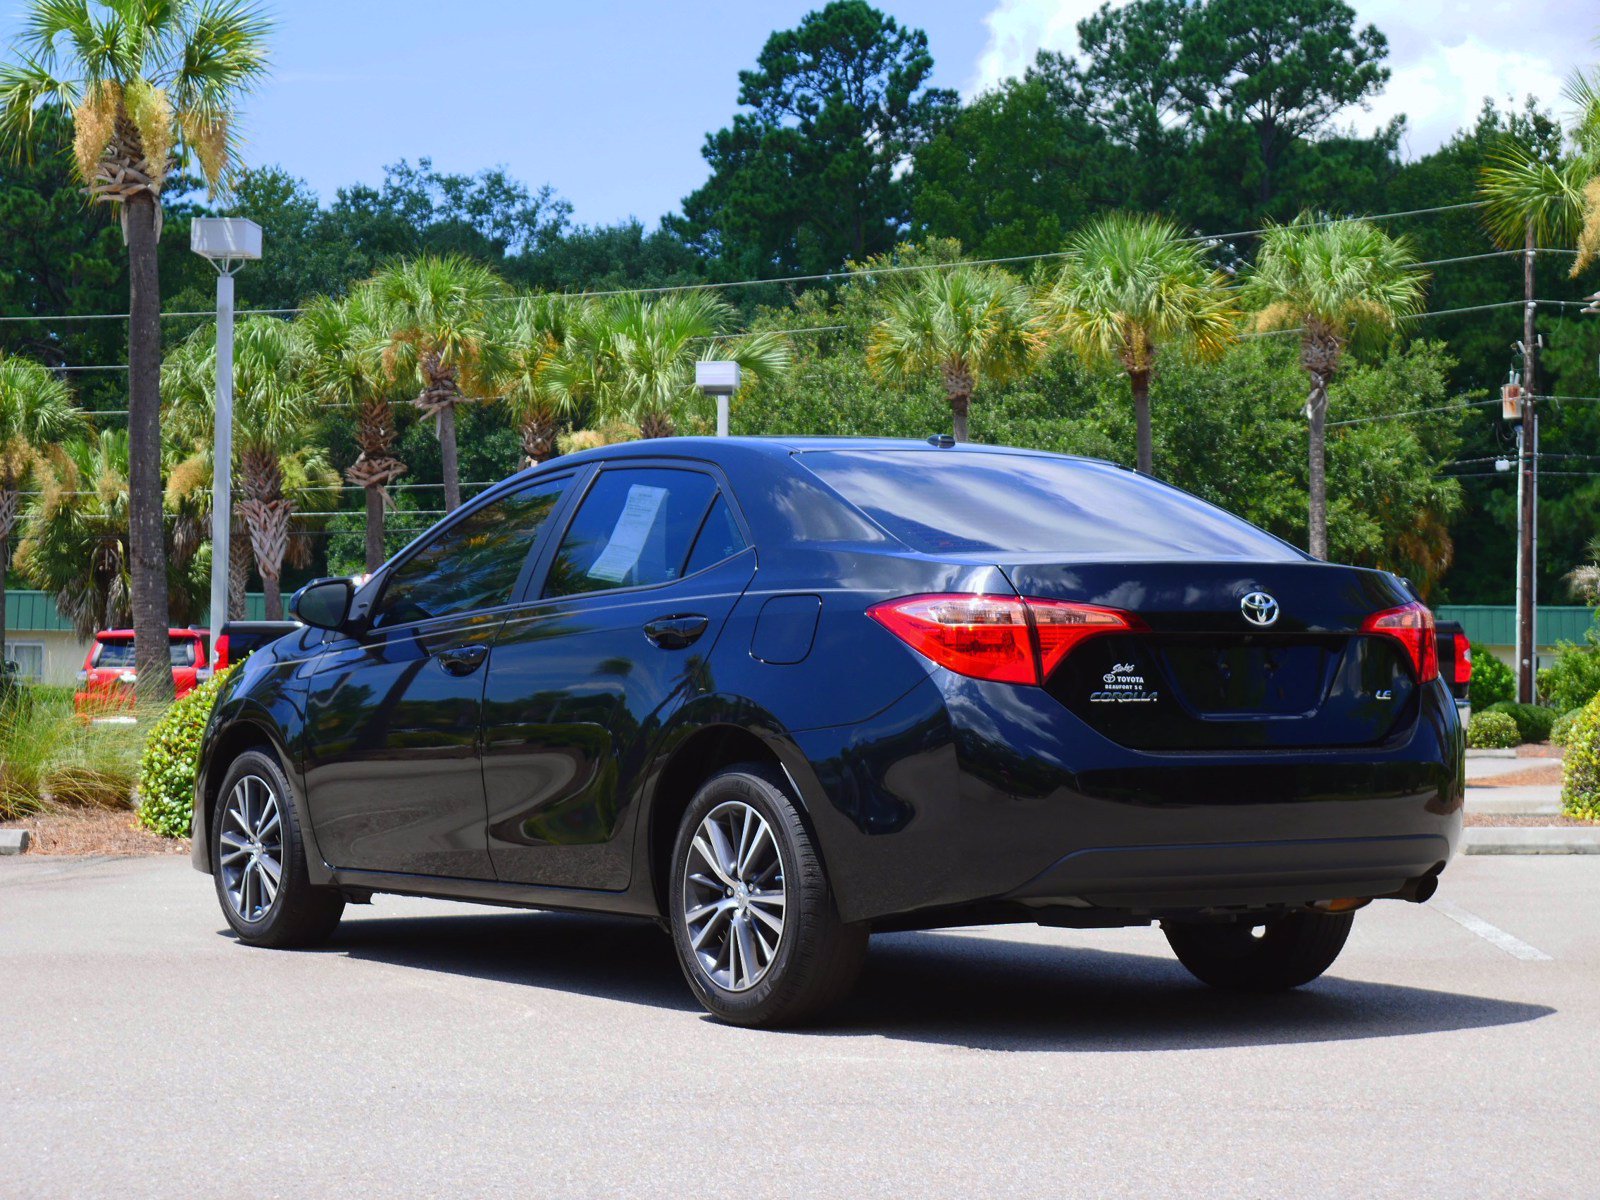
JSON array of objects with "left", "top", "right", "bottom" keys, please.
[
  {"left": 1466, "top": 748, "right": 1518, "bottom": 759},
  {"left": 1464, "top": 826, "right": 1600, "bottom": 855},
  {"left": 0, "top": 830, "right": 30, "bottom": 855}
]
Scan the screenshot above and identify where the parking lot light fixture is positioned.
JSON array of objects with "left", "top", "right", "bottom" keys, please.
[
  {"left": 190, "top": 218, "right": 263, "bottom": 655},
  {"left": 695, "top": 360, "right": 741, "bottom": 437}
]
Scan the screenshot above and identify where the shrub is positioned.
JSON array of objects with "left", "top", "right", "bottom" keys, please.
[
  {"left": 1552, "top": 708, "right": 1582, "bottom": 748},
  {"left": 1537, "top": 627, "right": 1600, "bottom": 715},
  {"left": 1468, "top": 646, "right": 1515, "bottom": 709},
  {"left": 1484, "top": 700, "right": 1557, "bottom": 744},
  {"left": 1561, "top": 694, "right": 1600, "bottom": 820},
  {"left": 1466, "top": 710, "right": 1519, "bottom": 749},
  {"left": 136, "top": 666, "right": 238, "bottom": 838}
]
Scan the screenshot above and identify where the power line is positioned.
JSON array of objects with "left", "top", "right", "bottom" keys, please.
[{"left": 0, "top": 198, "right": 1500, "bottom": 330}]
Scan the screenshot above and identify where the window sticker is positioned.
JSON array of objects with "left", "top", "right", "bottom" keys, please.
[{"left": 586, "top": 484, "right": 668, "bottom": 583}]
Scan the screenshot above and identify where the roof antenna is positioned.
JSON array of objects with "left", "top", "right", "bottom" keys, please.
[{"left": 926, "top": 434, "right": 956, "bottom": 448}]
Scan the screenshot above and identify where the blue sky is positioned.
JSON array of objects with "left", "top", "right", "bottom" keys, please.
[
  {"left": 242, "top": 1, "right": 989, "bottom": 225},
  {"left": 2, "top": 1, "right": 1584, "bottom": 227}
]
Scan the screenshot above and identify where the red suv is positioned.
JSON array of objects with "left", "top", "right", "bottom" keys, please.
[{"left": 74, "top": 629, "right": 211, "bottom": 714}]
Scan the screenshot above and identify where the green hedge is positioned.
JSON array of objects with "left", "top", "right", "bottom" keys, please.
[
  {"left": 1466, "top": 711, "right": 1519, "bottom": 750},
  {"left": 1538, "top": 629, "right": 1600, "bottom": 715},
  {"left": 1484, "top": 701, "right": 1557, "bottom": 745},
  {"left": 1468, "top": 647, "right": 1514, "bottom": 710},
  {"left": 1552, "top": 708, "right": 1582, "bottom": 749},
  {"left": 136, "top": 666, "right": 238, "bottom": 839},
  {"left": 1561, "top": 694, "right": 1600, "bottom": 820}
]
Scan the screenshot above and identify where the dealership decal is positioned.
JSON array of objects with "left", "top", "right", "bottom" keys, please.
[{"left": 1090, "top": 662, "right": 1160, "bottom": 704}]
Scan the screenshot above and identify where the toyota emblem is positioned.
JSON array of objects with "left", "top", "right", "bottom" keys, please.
[{"left": 1240, "top": 591, "right": 1280, "bottom": 627}]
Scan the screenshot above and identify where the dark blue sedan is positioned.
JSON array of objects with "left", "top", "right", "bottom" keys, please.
[{"left": 191, "top": 437, "right": 1463, "bottom": 1026}]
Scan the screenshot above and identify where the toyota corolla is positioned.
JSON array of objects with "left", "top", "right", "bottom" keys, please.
[{"left": 191, "top": 437, "right": 1463, "bottom": 1026}]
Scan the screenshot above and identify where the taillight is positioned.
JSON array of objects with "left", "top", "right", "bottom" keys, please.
[
  {"left": 1454, "top": 642, "right": 1473, "bottom": 686},
  {"left": 1362, "top": 602, "right": 1438, "bottom": 683},
  {"left": 213, "top": 634, "right": 230, "bottom": 670},
  {"left": 867, "top": 594, "right": 1140, "bottom": 685}
]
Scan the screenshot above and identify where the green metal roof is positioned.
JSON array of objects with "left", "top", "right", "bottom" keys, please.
[
  {"left": 3, "top": 590, "right": 77, "bottom": 632},
  {"left": 4, "top": 589, "right": 267, "bottom": 632},
  {"left": 1434, "top": 605, "right": 1598, "bottom": 649}
]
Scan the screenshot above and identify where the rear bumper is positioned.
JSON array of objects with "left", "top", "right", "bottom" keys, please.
[{"left": 791, "top": 673, "right": 1464, "bottom": 925}]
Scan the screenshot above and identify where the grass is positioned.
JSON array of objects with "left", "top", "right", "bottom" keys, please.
[{"left": 0, "top": 684, "right": 151, "bottom": 819}]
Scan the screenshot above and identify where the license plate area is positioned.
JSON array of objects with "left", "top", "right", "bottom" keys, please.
[{"left": 1158, "top": 638, "right": 1337, "bottom": 717}]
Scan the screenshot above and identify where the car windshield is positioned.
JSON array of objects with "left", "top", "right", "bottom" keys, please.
[
  {"left": 798, "top": 450, "right": 1299, "bottom": 559},
  {"left": 93, "top": 639, "right": 198, "bottom": 668}
]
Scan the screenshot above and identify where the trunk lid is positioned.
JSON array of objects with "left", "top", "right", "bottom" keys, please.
[{"left": 1000, "top": 560, "right": 1420, "bottom": 751}]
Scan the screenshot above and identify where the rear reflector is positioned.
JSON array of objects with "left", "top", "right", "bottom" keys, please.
[
  {"left": 867, "top": 594, "right": 1139, "bottom": 685},
  {"left": 1362, "top": 601, "right": 1438, "bottom": 683}
]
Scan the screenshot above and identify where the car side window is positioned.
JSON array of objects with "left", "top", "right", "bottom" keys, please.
[
  {"left": 371, "top": 477, "right": 567, "bottom": 629},
  {"left": 543, "top": 468, "right": 718, "bottom": 598},
  {"left": 682, "top": 494, "right": 747, "bottom": 577}
]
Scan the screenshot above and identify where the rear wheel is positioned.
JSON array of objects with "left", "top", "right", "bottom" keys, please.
[
  {"left": 669, "top": 765, "right": 867, "bottom": 1027},
  {"left": 213, "top": 749, "right": 344, "bottom": 948},
  {"left": 1163, "top": 911, "right": 1354, "bottom": 992}
]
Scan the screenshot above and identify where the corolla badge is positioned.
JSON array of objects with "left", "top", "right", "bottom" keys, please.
[{"left": 1240, "top": 591, "right": 1280, "bottom": 627}]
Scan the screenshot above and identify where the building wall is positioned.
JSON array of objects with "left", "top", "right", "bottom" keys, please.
[{"left": 4, "top": 630, "right": 94, "bottom": 687}]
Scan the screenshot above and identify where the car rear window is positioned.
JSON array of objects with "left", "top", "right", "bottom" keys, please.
[
  {"left": 798, "top": 450, "right": 1299, "bottom": 559},
  {"left": 92, "top": 638, "right": 198, "bottom": 668}
]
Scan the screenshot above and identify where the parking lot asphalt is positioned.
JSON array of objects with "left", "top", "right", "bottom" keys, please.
[{"left": 2, "top": 853, "right": 1596, "bottom": 1199}]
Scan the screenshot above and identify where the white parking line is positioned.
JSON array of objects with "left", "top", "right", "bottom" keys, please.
[{"left": 1431, "top": 898, "right": 1553, "bottom": 961}]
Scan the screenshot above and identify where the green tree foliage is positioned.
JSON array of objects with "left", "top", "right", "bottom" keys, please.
[
  {"left": 1538, "top": 625, "right": 1600, "bottom": 714},
  {"left": 670, "top": 0, "right": 956, "bottom": 277},
  {"left": 1468, "top": 645, "right": 1515, "bottom": 709}
]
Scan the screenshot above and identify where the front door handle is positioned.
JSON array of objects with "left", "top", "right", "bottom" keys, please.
[
  {"left": 437, "top": 643, "right": 489, "bottom": 675},
  {"left": 643, "top": 614, "right": 709, "bottom": 650}
]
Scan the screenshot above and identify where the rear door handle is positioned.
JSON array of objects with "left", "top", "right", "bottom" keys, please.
[
  {"left": 643, "top": 614, "right": 709, "bottom": 650},
  {"left": 437, "top": 643, "right": 489, "bottom": 675}
]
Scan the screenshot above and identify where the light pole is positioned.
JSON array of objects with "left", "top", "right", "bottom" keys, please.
[
  {"left": 189, "top": 218, "right": 262, "bottom": 659},
  {"left": 695, "top": 360, "right": 741, "bottom": 437}
]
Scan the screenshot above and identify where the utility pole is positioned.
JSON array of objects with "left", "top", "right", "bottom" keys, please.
[{"left": 1517, "top": 220, "right": 1538, "bottom": 704}]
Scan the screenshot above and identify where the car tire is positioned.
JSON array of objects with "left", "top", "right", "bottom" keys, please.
[
  {"left": 212, "top": 749, "right": 344, "bottom": 949},
  {"left": 1163, "top": 911, "right": 1354, "bottom": 992},
  {"left": 669, "top": 764, "right": 868, "bottom": 1028}
]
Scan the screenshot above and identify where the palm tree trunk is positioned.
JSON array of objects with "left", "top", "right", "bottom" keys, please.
[
  {"left": 124, "top": 192, "right": 174, "bottom": 704},
  {"left": 1307, "top": 377, "right": 1330, "bottom": 561},
  {"left": 1129, "top": 368, "right": 1153, "bottom": 474},
  {"left": 228, "top": 518, "right": 249, "bottom": 620},
  {"left": 639, "top": 410, "right": 677, "bottom": 440},
  {"left": 439, "top": 403, "right": 461, "bottom": 512},
  {"left": 364, "top": 484, "right": 385, "bottom": 572},
  {"left": 522, "top": 412, "right": 557, "bottom": 466},
  {"left": 942, "top": 361, "right": 975, "bottom": 443},
  {"left": 0, "top": 531, "right": 9, "bottom": 669}
]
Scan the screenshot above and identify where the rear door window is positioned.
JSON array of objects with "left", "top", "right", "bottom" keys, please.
[
  {"left": 543, "top": 468, "right": 720, "bottom": 598},
  {"left": 798, "top": 450, "right": 1298, "bottom": 559}
]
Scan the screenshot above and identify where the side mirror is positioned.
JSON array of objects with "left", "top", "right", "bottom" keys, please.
[{"left": 290, "top": 577, "right": 356, "bottom": 632}]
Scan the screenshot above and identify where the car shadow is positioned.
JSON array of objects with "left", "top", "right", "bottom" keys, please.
[{"left": 292, "top": 911, "right": 1553, "bottom": 1051}]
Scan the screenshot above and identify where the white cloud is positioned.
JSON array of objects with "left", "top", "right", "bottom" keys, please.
[{"left": 968, "top": 0, "right": 1591, "bottom": 157}]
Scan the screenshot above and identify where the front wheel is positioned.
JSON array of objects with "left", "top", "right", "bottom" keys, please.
[
  {"left": 669, "top": 765, "right": 867, "bottom": 1027},
  {"left": 212, "top": 749, "right": 344, "bottom": 949},
  {"left": 1163, "top": 910, "right": 1354, "bottom": 992}
]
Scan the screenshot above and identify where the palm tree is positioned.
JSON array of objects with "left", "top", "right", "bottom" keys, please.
[
  {"left": 1242, "top": 216, "right": 1428, "bottom": 561},
  {"left": 0, "top": 356, "right": 85, "bottom": 663},
  {"left": 1480, "top": 63, "right": 1600, "bottom": 277},
  {"left": 495, "top": 294, "right": 574, "bottom": 466},
  {"left": 1565, "top": 536, "right": 1600, "bottom": 604},
  {"left": 546, "top": 291, "right": 791, "bottom": 439},
  {"left": 371, "top": 255, "right": 507, "bottom": 511},
  {"left": 165, "top": 316, "right": 316, "bottom": 619},
  {"left": 868, "top": 265, "right": 1042, "bottom": 445},
  {"left": 301, "top": 291, "right": 404, "bottom": 572},
  {"left": 1, "top": 0, "right": 271, "bottom": 703},
  {"left": 17, "top": 430, "right": 207, "bottom": 638},
  {"left": 1040, "top": 214, "right": 1239, "bottom": 473}
]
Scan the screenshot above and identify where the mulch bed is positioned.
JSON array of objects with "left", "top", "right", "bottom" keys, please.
[
  {"left": 1465, "top": 813, "right": 1594, "bottom": 828},
  {"left": 1472, "top": 762, "right": 1565, "bottom": 788},
  {"left": 1, "top": 808, "right": 190, "bottom": 856}
]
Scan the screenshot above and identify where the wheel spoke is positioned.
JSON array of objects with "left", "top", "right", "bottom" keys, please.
[
  {"left": 748, "top": 902, "right": 783, "bottom": 937},
  {"left": 690, "top": 834, "right": 736, "bottom": 889}
]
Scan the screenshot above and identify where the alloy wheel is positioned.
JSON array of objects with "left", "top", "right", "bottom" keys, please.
[
  {"left": 218, "top": 774, "right": 284, "bottom": 923},
  {"left": 682, "top": 800, "right": 787, "bottom": 991}
]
